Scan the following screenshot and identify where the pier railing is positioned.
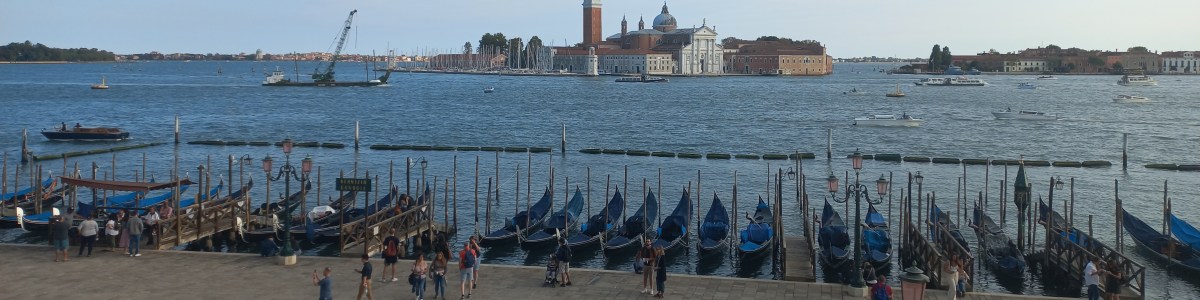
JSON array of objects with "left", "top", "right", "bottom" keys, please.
[
  {"left": 338, "top": 197, "right": 435, "bottom": 256},
  {"left": 929, "top": 219, "right": 976, "bottom": 290},
  {"left": 1040, "top": 222, "right": 1146, "bottom": 299},
  {"left": 902, "top": 220, "right": 946, "bottom": 289},
  {"left": 156, "top": 195, "right": 249, "bottom": 250}
]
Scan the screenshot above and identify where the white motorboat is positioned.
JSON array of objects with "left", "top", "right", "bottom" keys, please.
[
  {"left": 1113, "top": 95, "right": 1151, "bottom": 103},
  {"left": 992, "top": 109, "right": 1059, "bottom": 121},
  {"left": 1117, "top": 74, "right": 1157, "bottom": 86},
  {"left": 484, "top": 87, "right": 495, "bottom": 93},
  {"left": 1037, "top": 75, "right": 1057, "bottom": 80},
  {"left": 1017, "top": 83, "right": 1036, "bottom": 89},
  {"left": 914, "top": 76, "right": 988, "bottom": 86},
  {"left": 853, "top": 114, "right": 924, "bottom": 127},
  {"left": 615, "top": 74, "right": 668, "bottom": 83}
]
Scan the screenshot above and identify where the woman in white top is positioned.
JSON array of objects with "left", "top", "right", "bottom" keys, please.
[{"left": 945, "top": 254, "right": 959, "bottom": 300}]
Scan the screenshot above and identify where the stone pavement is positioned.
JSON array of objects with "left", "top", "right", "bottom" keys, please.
[{"left": 0, "top": 244, "right": 1069, "bottom": 299}]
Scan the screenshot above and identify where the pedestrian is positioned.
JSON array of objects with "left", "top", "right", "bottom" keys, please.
[
  {"left": 459, "top": 241, "right": 477, "bottom": 299},
  {"left": 555, "top": 239, "right": 572, "bottom": 286},
  {"left": 1105, "top": 260, "right": 1123, "bottom": 300},
  {"left": 126, "top": 212, "right": 144, "bottom": 257},
  {"left": 383, "top": 228, "right": 402, "bottom": 282},
  {"left": 638, "top": 239, "right": 656, "bottom": 294},
  {"left": 943, "top": 254, "right": 960, "bottom": 299},
  {"left": 871, "top": 275, "right": 893, "bottom": 300},
  {"left": 50, "top": 215, "right": 71, "bottom": 262},
  {"left": 653, "top": 246, "right": 666, "bottom": 298},
  {"left": 118, "top": 210, "right": 130, "bottom": 254},
  {"left": 432, "top": 251, "right": 448, "bottom": 300},
  {"left": 260, "top": 237, "right": 279, "bottom": 257},
  {"left": 143, "top": 206, "right": 160, "bottom": 245},
  {"left": 955, "top": 256, "right": 969, "bottom": 298},
  {"left": 105, "top": 212, "right": 120, "bottom": 252},
  {"left": 469, "top": 235, "right": 482, "bottom": 289},
  {"left": 77, "top": 214, "right": 98, "bottom": 257},
  {"left": 356, "top": 253, "right": 374, "bottom": 300},
  {"left": 1084, "top": 256, "right": 1102, "bottom": 300},
  {"left": 313, "top": 267, "right": 333, "bottom": 300},
  {"left": 412, "top": 255, "right": 428, "bottom": 300},
  {"left": 862, "top": 260, "right": 876, "bottom": 286}
]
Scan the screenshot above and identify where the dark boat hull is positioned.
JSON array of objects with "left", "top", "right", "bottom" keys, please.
[
  {"left": 41, "top": 131, "right": 129, "bottom": 141},
  {"left": 263, "top": 81, "right": 386, "bottom": 87},
  {"left": 603, "top": 233, "right": 643, "bottom": 251}
]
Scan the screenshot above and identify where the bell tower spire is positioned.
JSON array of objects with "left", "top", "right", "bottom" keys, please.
[{"left": 582, "top": 0, "right": 602, "bottom": 45}]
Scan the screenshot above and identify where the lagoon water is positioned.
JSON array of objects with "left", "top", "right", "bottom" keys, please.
[{"left": 1, "top": 61, "right": 1198, "bottom": 299}]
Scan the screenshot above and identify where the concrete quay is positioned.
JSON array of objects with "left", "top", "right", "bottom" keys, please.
[{"left": 0, "top": 243, "right": 1069, "bottom": 300}]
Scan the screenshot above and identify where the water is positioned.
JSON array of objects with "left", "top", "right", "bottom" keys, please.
[{"left": 1, "top": 61, "right": 1198, "bottom": 299}]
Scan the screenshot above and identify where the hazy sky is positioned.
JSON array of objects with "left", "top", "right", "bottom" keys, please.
[{"left": 4, "top": 0, "right": 1198, "bottom": 58}]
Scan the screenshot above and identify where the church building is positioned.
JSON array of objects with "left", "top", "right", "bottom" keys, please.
[{"left": 553, "top": 1, "right": 723, "bottom": 75}]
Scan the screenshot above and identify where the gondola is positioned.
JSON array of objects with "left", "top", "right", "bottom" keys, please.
[
  {"left": 307, "top": 190, "right": 357, "bottom": 227},
  {"left": 1, "top": 177, "right": 57, "bottom": 216},
  {"left": 482, "top": 187, "right": 552, "bottom": 245},
  {"left": 525, "top": 188, "right": 585, "bottom": 245},
  {"left": 565, "top": 188, "right": 625, "bottom": 248},
  {"left": 290, "top": 186, "right": 397, "bottom": 243},
  {"left": 241, "top": 183, "right": 316, "bottom": 242},
  {"left": 818, "top": 200, "right": 851, "bottom": 267},
  {"left": 1122, "top": 209, "right": 1200, "bottom": 271},
  {"left": 2, "top": 185, "right": 73, "bottom": 230},
  {"left": 604, "top": 189, "right": 659, "bottom": 251},
  {"left": 970, "top": 205, "right": 1025, "bottom": 277},
  {"left": 651, "top": 189, "right": 692, "bottom": 252},
  {"left": 251, "top": 181, "right": 311, "bottom": 218},
  {"left": 737, "top": 197, "right": 774, "bottom": 256},
  {"left": 698, "top": 193, "right": 730, "bottom": 253},
  {"left": 929, "top": 204, "right": 970, "bottom": 252},
  {"left": 861, "top": 203, "right": 891, "bottom": 271}
]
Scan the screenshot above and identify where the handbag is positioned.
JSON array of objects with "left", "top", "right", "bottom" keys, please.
[{"left": 408, "top": 273, "right": 418, "bottom": 285}]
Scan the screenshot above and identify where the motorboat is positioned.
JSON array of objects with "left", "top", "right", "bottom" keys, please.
[
  {"left": 90, "top": 76, "right": 109, "bottom": 89},
  {"left": 844, "top": 88, "right": 867, "bottom": 96},
  {"left": 41, "top": 123, "right": 130, "bottom": 141},
  {"left": 1017, "top": 83, "right": 1036, "bottom": 89},
  {"left": 615, "top": 74, "right": 668, "bottom": 83},
  {"left": 1118, "top": 73, "right": 1157, "bottom": 86},
  {"left": 885, "top": 84, "right": 905, "bottom": 98},
  {"left": 853, "top": 114, "right": 924, "bottom": 127},
  {"left": 483, "top": 87, "right": 495, "bottom": 93},
  {"left": 992, "top": 109, "right": 1059, "bottom": 121},
  {"left": 1037, "top": 75, "right": 1057, "bottom": 80},
  {"left": 913, "top": 76, "right": 988, "bottom": 86},
  {"left": 1113, "top": 95, "right": 1151, "bottom": 103}
]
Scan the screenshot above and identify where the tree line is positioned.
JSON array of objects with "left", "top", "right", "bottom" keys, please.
[
  {"left": 0, "top": 41, "right": 116, "bottom": 62},
  {"left": 463, "top": 33, "right": 549, "bottom": 69}
]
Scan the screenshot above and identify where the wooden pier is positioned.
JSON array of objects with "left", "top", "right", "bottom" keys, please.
[
  {"left": 155, "top": 194, "right": 250, "bottom": 250},
  {"left": 1035, "top": 205, "right": 1146, "bottom": 299},
  {"left": 782, "top": 236, "right": 816, "bottom": 282},
  {"left": 338, "top": 190, "right": 453, "bottom": 257}
]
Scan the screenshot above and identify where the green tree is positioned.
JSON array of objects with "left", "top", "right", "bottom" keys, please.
[
  {"left": 929, "top": 44, "right": 941, "bottom": 71},
  {"left": 463, "top": 42, "right": 472, "bottom": 55},
  {"left": 508, "top": 37, "right": 523, "bottom": 68},
  {"left": 1127, "top": 46, "right": 1148, "bottom": 53},
  {"left": 756, "top": 36, "right": 781, "bottom": 42},
  {"left": 478, "top": 33, "right": 507, "bottom": 53},
  {"left": 1087, "top": 56, "right": 1105, "bottom": 66},
  {"left": 940, "top": 46, "right": 952, "bottom": 69},
  {"left": 1112, "top": 62, "right": 1124, "bottom": 71},
  {"left": 1046, "top": 44, "right": 1061, "bottom": 50}
]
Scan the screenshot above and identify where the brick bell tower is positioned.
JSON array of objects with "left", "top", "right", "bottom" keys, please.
[{"left": 583, "top": 0, "right": 602, "bottom": 45}]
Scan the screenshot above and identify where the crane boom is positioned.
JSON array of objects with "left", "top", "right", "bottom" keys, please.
[{"left": 312, "top": 10, "right": 357, "bottom": 82}]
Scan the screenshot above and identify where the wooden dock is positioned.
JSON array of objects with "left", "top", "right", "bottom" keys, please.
[
  {"left": 782, "top": 236, "right": 816, "bottom": 282},
  {"left": 156, "top": 196, "right": 249, "bottom": 250},
  {"left": 338, "top": 194, "right": 452, "bottom": 257},
  {"left": 1037, "top": 207, "right": 1146, "bottom": 299}
]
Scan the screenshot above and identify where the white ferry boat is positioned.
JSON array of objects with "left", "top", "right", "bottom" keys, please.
[
  {"left": 914, "top": 76, "right": 988, "bottom": 86},
  {"left": 1117, "top": 74, "right": 1157, "bottom": 86},
  {"left": 853, "top": 114, "right": 924, "bottom": 127},
  {"left": 992, "top": 109, "right": 1059, "bottom": 121}
]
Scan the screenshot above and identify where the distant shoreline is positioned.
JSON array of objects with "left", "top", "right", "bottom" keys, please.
[{"left": 0, "top": 61, "right": 71, "bottom": 64}]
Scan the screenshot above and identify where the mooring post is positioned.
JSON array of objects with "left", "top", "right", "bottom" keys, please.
[
  {"left": 354, "top": 121, "right": 360, "bottom": 151},
  {"left": 561, "top": 123, "right": 566, "bottom": 157},
  {"left": 174, "top": 115, "right": 180, "bottom": 144},
  {"left": 826, "top": 128, "right": 832, "bottom": 159},
  {"left": 20, "top": 128, "right": 29, "bottom": 163},
  {"left": 1122, "top": 133, "right": 1128, "bottom": 171}
]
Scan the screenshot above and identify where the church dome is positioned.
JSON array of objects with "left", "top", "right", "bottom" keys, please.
[{"left": 652, "top": 3, "right": 676, "bottom": 31}]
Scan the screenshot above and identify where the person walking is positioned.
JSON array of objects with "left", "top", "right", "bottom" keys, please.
[
  {"left": 355, "top": 254, "right": 374, "bottom": 300},
  {"left": 412, "top": 255, "right": 429, "bottom": 300},
  {"left": 77, "top": 214, "right": 98, "bottom": 257},
  {"left": 118, "top": 210, "right": 130, "bottom": 254},
  {"left": 469, "top": 236, "right": 482, "bottom": 289},
  {"left": 458, "top": 241, "right": 476, "bottom": 299},
  {"left": 653, "top": 246, "right": 666, "bottom": 298},
  {"left": 432, "top": 252, "right": 448, "bottom": 300},
  {"left": 105, "top": 213, "right": 120, "bottom": 252},
  {"left": 313, "top": 267, "right": 333, "bottom": 300},
  {"left": 1105, "top": 260, "right": 1123, "bottom": 300},
  {"left": 382, "top": 229, "right": 402, "bottom": 282},
  {"left": 554, "top": 239, "right": 573, "bottom": 286},
  {"left": 126, "top": 213, "right": 144, "bottom": 257},
  {"left": 871, "top": 275, "right": 893, "bottom": 300},
  {"left": 143, "top": 206, "right": 160, "bottom": 245},
  {"left": 1084, "top": 256, "right": 1103, "bottom": 300},
  {"left": 50, "top": 216, "right": 71, "bottom": 262},
  {"left": 638, "top": 239, "right": 656, "bottom": 294}
]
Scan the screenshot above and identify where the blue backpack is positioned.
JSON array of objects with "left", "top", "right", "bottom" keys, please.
[
  {"left": 462, "top": 251, "right": 477, "bottom": 268},
  {"left": 872, "top": 285, "right": 890, "bottom": 300}
]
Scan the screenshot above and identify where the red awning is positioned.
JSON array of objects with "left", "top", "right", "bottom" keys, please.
[{"left": 59, "top": 177, "right": 193, "bottom": 192}]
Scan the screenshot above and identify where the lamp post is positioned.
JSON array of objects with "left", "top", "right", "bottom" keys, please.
[
  {"left": 826, "top": 150, "right": 889, "bottom": 288},
  {"left": 237, "top": 154, "right": 253, "bottom": 188},
  {"left": 898, "top": 264, "right": 930, "bottom": 299},
  {"left": 262, "top": 138, "right": 313, "bottom": 266}
]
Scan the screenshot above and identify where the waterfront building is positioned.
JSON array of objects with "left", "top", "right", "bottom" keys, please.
[
  {"left": 1003, "top": 59, "right": 1050, "bottom": 72},
  {"left": 1161, "top": 51, "right": 1198, "bottom": 74},
  {"left": 552, "top": 1, "right": 724, "bottom": 75},
  {"left": 722, "top": 41, "right": 832, "bottom": 75}
]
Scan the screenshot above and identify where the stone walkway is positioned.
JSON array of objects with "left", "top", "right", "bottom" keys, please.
[{"left": 0, "top": 244, "right": 1069, "bottom": 299}]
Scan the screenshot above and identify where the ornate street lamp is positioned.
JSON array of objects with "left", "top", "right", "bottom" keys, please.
[
  {"left": 899, "top": 264, "right": 930, "bottom": 299},
  {"left": 828, "top": 150, "right": 888, "bottom": 288},
  {"left": 263, "top": 138, "right": 312, "bottom": 266}
]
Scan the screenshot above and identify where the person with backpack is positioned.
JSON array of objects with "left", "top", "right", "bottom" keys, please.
[
  {"left": 554, "top": 239, "right": 573, "bottom": 286},
  {"left": 469, "top": 235, "right": 482, "bottom": 289},
  {"left": 382, "top": 229, "right": 402, "bottom": 282},
  {"left": 459, "top": 241, "right": 476, "bottom": 299},
  {"left": 871, "top": 275, "right": 893, "bottom": 300}
]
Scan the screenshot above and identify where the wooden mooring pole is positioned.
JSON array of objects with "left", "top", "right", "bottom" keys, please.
[
  {"left": 174, "top": 115, "right": 180, "bottom": 144},
  {"left": 1122, "top": 133, "right": 1129, "bottom": 171},
  {"left": 354, "top": 121, "right": 360, "bottom": 151}
]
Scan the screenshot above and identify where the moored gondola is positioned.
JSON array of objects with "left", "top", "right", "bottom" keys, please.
[
  {"left": 482, "top": 188, "right": 552, "bottom": 246},
  {"left": 970, "top": 204, "right": 1026, "bottom": 277},
  {"left": 565, "top": 188, "right": 625, "bottom": 248},
  {"left": 651, "top": 189, "right": 692, "bottom": 253},
  {"left": 737, "top": 197, "right": 773, "bottom": 256},
  {"left": 698, "top": 193, "right": 730, "bottom": 253},
  {"left": 525, "top": 189, "right": 585, "bottom": 245},
  {"left": 818, "top": 200, "right": 851, "bottom": 267},
  {"left": 604, "top": 189, "right": 658, "bottom": 251},
  {"left": 861, "top": 203, "right": 891, "bottom": 271}
]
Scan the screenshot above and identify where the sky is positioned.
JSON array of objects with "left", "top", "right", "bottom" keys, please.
[{"left": 3, "top": 0, "right": 1199, "bottom": 58}]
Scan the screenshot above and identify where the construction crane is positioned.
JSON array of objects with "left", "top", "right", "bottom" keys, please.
[{"left": 312, "top": 10, "right": 357, "bottom": 83}]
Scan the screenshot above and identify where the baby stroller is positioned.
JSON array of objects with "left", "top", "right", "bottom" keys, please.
[{"left": 544, "top": 254, "right": 560, "bottom": 287}]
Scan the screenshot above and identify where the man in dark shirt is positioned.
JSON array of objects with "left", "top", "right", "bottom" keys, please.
[
  {"left": 382, "top": 229, "right": 401, "bottom": 282},
  {"left": 50, "top": 216, "right": 71, "bottom": 262},
  {"left": 355, "top": 254, "right": 373, "bottom": 300},
  {"left": 555, "top": 239, "right": 573, "bottom": 286},
  {"left": 313, "top": 267, "right": 333, "bottom": 300}
]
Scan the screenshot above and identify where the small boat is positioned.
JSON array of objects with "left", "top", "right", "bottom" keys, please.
[
  {"left": 1037, "top": 75, "right": 1057, "bottom": 80},
  {"left": 565, "top": 188, "right": 625, "bottom": 248},
  {"left": 90, "top": 76, "right": 109, "bottom": 89},
  {"left": 992, "top": 109, "right": 1059, "bottom": 121},
  {"left": 1113, "top": 95, "right": 1151, "bottom": 103},
  {"left": 290, "top": 186, "right": 396, "bottom": 243},
  {"left": 697, "top": 193, "right": 730, "bottom": 253},
  {"left": 524, "top": 189, "right": 585, "bottom": 244},
  {"left": 483, "top": 87, "right": 495, "bottom": 93},
  {"left": 604, "top": 189, "right": 659, "bottom": 251},
  {"left": 1118, "top": 73, "right": 1158, "bottom": 86},
  {"left": 861, "top": 203, "right": 891, "bottom": 271},
  {"left": 844, "top": 88, "right": 867, "bottom": 96},
  {"left": 929, "top": 204, "right": 971, "bottom": 252},
  {"left": 482, "top": 188, "right": 553, "bottom": 245},
  {"left": 651, "top": 189, "right": 693, "bottom": 252},
  {"left": 615, "top": 74, "right": 668, "bottom": 83},
  {"left": 1017, "top": 83, "right": 1037, "bottom": 89},
  {"left": 971, "top": 205, "right": 1026, "bottom": 277},
  {"left": 914, "top": 76, "right": 988, "bottom": 86},
  {"left": 737, "top": 197, "right": 774, "bottom": 256},
  {"left": 1122, "top": 209, "right": 1200, "bottom": 271},
  {"left": 818, "top": 200, "right": 851, "bottom": 267},
  {"left": 885, "top": 84, "right": 905, "bottom": 98},
  {"left": 853, "top": 114, "right": 924, "bottom": 127},
  {"left": 42, "top": 123, "right": 130, "bottom": 141}
]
